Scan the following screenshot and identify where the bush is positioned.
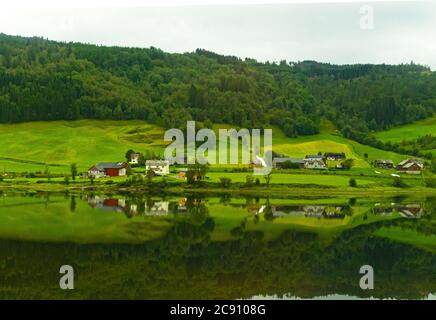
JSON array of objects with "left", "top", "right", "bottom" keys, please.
[
  {"left": 349, "top": 178, "right": 357, "bottom": 187},
  {"left": 392, "top": 177, "right": 408, "bottom": 188},
  {"left": 281, "top": 161, "right": 301, "bottom": 169},
  {"left": 219, "top": 177, "right": 232, "bottom": 188},
  {"left": 245, "top": 175, "right": 254, "bottom": 187},
  {"left": 431, "top": 158, "right": 436, "bottom": 174},
  {"left": 341, "top": 159, "right": 354, "bottom": 170},
  {"left": 425, "top": 178, "right": 436, "bottom": 188}
]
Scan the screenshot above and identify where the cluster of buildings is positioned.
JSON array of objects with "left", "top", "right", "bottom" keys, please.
[
  {"left": 87, "top": 159, "right": 171, "bottom": 179},
  {"left": 85, "top": 150, "right": 171, "bottom": 178},
  {"left": 372, "top": 204, "right": 424, "bottom": 219},
  {"left": 271, "top": 151, "right": 424, "bottom": 175},
  {"left": 87, "top": 162, "right": 129, "bottom": 178},
  {"left": 87, "top": 196, "right": 198, "bottom": 216},
  {"left": 86, "top": 150, "right": 425, "bottom": 178},
  {"left": 272, "top": 152, "right": 346, "bottom": 170},
  {"left": 373, "top": 158, "right": 424, "bottom": 174},
  {"left": 265, "top": 204, "right": 349, "bottom": 219}
]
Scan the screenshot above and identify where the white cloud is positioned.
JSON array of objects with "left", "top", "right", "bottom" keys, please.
[
  {"left": 0, "top": 0, "right": 423, "bottom": 8},
  {"left": 0, "top": 1, "right": 435, "bottom": 69}
]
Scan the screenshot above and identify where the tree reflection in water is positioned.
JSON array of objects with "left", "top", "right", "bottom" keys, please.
[{"left": 0, "top": 194, "right": 434, "bottom": 299}]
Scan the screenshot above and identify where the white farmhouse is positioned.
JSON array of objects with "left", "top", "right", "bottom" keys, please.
[
  {"left": 145, "top": 160, "right": 170, "bottom": 176},
  {"left": 304, "top": 159, "right": 327, "bottom": 170},
  {"left": 129, "top": 153, "right": 141, "bottom": 165}
]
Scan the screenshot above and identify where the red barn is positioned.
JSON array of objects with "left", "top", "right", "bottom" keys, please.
[{"left": 88, "top": 162, "right": 128, "bottom": 178}]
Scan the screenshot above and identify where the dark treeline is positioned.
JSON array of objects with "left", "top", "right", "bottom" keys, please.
[
  {"left": 0, "top": 34, "right": 435, "bottom": 140},
  {"left": 256, "top": 60, "right": 436, "bottom": 134}
]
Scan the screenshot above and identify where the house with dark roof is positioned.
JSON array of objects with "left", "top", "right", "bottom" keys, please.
[
  {"left": 305, "top": 154, "right": 325, "bottom": 161},
  {"left": 88, "top": 162, "right": 128, "bottom": 178},
  {"left": 324, "top": 152, "right": 346, "bottom": 161},
  {"left": 374, "top": 159, "right": 394, "bottom": 169}
]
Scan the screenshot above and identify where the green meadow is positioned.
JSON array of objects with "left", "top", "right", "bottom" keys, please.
[
  {"left": 206, "top": 172, "right": 375, "bottom": 187},
  {"left": 0, "top": 120, "right": 166, "bottom": 173},
  {"left": 0, "top": 119, "right": 413, "bottom": 176},
  {"left": 272, "top": 120, "right": 410, "bottom": 168},
  {"left": 375, "top": 116, "right": 436, "bottom": 143}
]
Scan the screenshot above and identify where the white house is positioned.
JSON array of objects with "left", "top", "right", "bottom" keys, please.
[
  {"left": 145, "top": 160, "right": 170, "bottom": 176},
  {"left": 145, "top": 201, "right": 169, "bottom": 216},
  {"left": 129, "top": 153, "right": 141, "bottom": 165},
  {"left": 304, "top": 159, "right": 327, "bottom": 170}
]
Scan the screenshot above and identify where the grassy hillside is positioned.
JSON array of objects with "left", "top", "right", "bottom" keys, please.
[
  {"left": 0, "top": 120, "right": 166, "bottom": 173},
  {"left": 375, "top": 116, "right": 436, "bottom": 143},
  {"left": 272, "top": 120, "right": 408, "bottom": 168},
  {"left": 373, "top": 116, "right": 436, "bottom": 157},
  {"left": 0, "top": 119, "right": 414, "bottom": 174}
]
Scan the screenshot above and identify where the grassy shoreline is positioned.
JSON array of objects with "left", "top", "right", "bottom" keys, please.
[{"left": 1, "top": 179, "right": 435, "bottom": 198}]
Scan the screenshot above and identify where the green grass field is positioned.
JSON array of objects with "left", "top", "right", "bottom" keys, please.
[
  {"left": 375, "top": 116, "right": 436, "bottom": 143},
  {"left": 206, "top": 172, "right": 375, "bottom": 187},
  {"left": 0, "top": 119, "right": 419, "bottom": 180},
  {"left": 272, "top": 121, "right": 409, "bottom": 168},
  {"left": 0, "top": 120, "right": 166, "bottom": 173}
]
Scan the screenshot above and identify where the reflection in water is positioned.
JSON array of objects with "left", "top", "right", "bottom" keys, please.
[
  {"left": 373, "top": 203, "right": 425, "bottom": 219},
  {"left": 0, "top": 192, "right": 435, "bottom": 300},
  {"left": 270, "top": 205, "right": 349, "bottom": 219},
  {"left": 86, "top": 195, "right": 206, "bottom": 217}
]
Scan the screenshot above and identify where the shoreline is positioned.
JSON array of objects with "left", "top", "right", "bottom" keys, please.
[{"left": 1, "top": 181, "right": 435, "bottom": 198}]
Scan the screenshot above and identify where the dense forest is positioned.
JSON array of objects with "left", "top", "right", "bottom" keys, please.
[{"left": 0, "top": 33, "right": 435, "bottom": 140}]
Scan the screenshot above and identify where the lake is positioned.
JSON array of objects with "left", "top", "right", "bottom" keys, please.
[{"left": 0, "top": 191, "right": 435, "bottom": 299}]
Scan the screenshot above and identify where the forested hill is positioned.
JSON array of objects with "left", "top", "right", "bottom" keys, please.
[{"left": 0, "top": 33, "right": 435, "bottom": 140}]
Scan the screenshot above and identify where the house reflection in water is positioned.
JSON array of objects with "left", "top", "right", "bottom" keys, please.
[
  {"left": 372, "top": 204, "right": 395, "bottom": 216},
  {"left": 176, "top": 197, "right": 203, "bottom": 214},
  {"left": 270, "top": 205, "right": 347, "bottom": 219},
  {"left": 145, "top": 201, "right": 169, "bottom": 216},
  {"left": 178, "top": 198, "right": 187, "bottom": 212},
  {"left": 397, "top": 204, "right": 424, "bottom": 219},
  {"left": 304, "top": 206, "right": 326, "bottom": 218},
  {"left": 372, "top": 203, "right": 424, "bottom": 219},
  {"left": 87, "top": 196, "right": 127, "bottom": 213}
]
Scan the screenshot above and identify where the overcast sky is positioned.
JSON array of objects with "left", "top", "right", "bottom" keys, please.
[{"left": 0, "top": 0, "right": 435, "bottom": 69}]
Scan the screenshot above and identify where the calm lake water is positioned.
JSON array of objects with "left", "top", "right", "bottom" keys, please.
[{"left": 0, "top": 192, "right": 435, "bottom": 300}]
